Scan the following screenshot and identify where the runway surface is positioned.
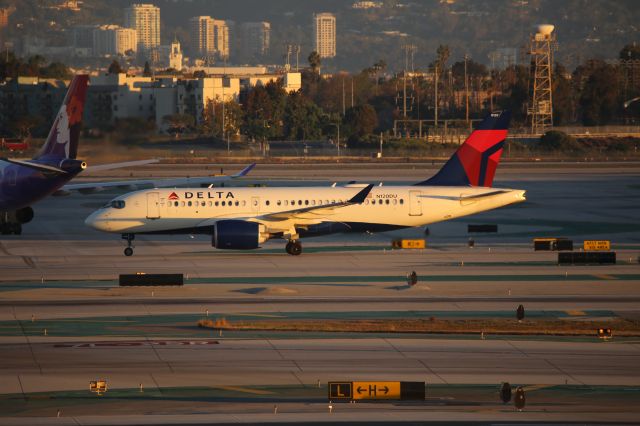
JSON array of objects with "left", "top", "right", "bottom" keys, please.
[{"left": 0, "top": 163, "right": 639, "bottom": 423}]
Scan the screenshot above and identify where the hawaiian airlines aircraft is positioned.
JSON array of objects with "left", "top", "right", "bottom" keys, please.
[
  {"left": 86, "top": 111, "right": 525, "bottom": 256},
  {"left": 0, "top": 75, "right": 254, "bottom": 235}
]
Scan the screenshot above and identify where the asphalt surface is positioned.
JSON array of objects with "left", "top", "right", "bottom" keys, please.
[{"left": 0, "top": 163, "right": 639, "bottom": 423}]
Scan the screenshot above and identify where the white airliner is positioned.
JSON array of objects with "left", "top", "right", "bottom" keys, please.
[{"left": 86, "top": 111, "right": 525, "bottom": 256}]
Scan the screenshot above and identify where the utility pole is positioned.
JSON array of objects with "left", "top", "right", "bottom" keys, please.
[
  {"left": 342, "top": 78, "right": 346, "bottom": 115},
  {"left": 434, "top": 66, "right": 438, "bottom": 128},
  {"left": 464, "top": 54, "right": 469, "bottom": 123},
  {"left": 351, "top": 77, "right": 354, "bottom": 108}
]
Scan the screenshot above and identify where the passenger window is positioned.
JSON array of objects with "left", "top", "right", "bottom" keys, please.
[
  {"left": 174, "top": 201, "right": 179, "bottom": 207},
  {"left": 305, "top": 200, "right": 309, "bottom": 206},
  {"left": 201, "top": 201, "right": 206, "bottom": 207},
  {"left": 400, "top": 199, "right": 404, "bottom": 204},
  {"left": 311, "top": 200, "right": 316, "bottom": 206},
  {"left": 215, "top": 201, "right": 219, "bottom": 206},
  {"left": 242, "top": 200, "right": 246, "bottom": 206},
  {"left": 365, "top": 200, "right": 369, "bottom": 205},
  {"left": 181, "top": 201, "right": 185, "bottom": 207},
  {"left": 235, "top": 201, "right": 239, "bottom": 206},
  {"left": 187, "top": 201, "right": 192, "bottom": 207},
  {"left": 284, "top": 200, "right": 289, "bottom": 206},
  {"left": 208, "top": 201, "right": 213, "bottom": 206},
  {"left": 277, "top": 200, "right": 282, "bottom": 206},
  {"left": 386, "top": 199, "right": 390, "bottom": 205},
  {"left": 222, "top": 201, "right": 226, "bottom": 206},
  {"left": 372, "top": 200, "right": 376, "bottom": 205},
  {"left": 266, "top": 200, "right": 270, "bottom": 206},
  {"left": 393, "top": 199, "right": 397, "bottom": 205},
  {"left": 298, "top": 200, "right": 302, "bottom": 205}
]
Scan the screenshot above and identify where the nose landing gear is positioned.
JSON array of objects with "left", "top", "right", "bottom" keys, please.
[
  {"left": 285, "top": 240, "right": 302, "bottom": 256},
  {"left": 122, "top": 233, "right": 135, "bottom": 256}
]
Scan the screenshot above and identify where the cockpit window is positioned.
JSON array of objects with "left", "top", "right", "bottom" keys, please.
[{"left": 104, "top": 200, "right": 126, "bottom": 209}]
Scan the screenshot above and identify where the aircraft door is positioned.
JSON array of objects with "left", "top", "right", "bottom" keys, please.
[
  {"left": 409, "top": 190, "right": 422, "bottom": 216},
  {"left": 251, "top": 196, "right": 260, "bottom": 213},
  {"left": 146, "top": 192, "right": 160, "bottom": 219}
]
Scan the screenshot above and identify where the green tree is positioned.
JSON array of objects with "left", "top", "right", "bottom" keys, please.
[
  {"left": 283, "top": 91, "right": 323, "bottom": 140},
  {"left": 108, "top": 60, "right": 124, "bottom": 75},
  {"left": 308, "top": 51, "right": 321, "bottom": 74},
  {"left": 553, "top": 63, "right": 574, "bottom": 125},
  {"left": 538, "top": 130, "right": 581, "bottom": 152},
  {"left": 143, "top": 61, "right": 152, "bottom": 77},
  {"left": 579, "top": 63, "right": 621, "bottom": 125},
  {"left": 39, "top": 62, "right": 72, "bottom": 79},
  {"left": 162, "top": 113, "right": 195, "bottom": 137},
  {"left": 343, "top": 104, "right": 378, "bottom": 142},
  {"left": 11, "top": 115, "right": 42, "bottom": 138},
  {"left": 620, "top": 43, "right": 640, "bottom": 60},
  {"left": 435, "top": 44, "right": 450, "bottom": 74}
]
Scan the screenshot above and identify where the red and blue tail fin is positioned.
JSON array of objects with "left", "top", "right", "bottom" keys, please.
[
  {"left": 417, "top": 111, "right": 510, "bottom": 187},
  {"left": 34, "top": 75, "right": 89, "bottom": 161}
]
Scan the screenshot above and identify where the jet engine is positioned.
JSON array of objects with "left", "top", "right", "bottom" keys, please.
[{"left": 212, "top": 220, "right": 268, "bottom": 250}]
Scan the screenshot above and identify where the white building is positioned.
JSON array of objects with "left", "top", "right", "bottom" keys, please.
[
  {"left": 169, "top": 40, "right": 183, "bottom": 70},
  {"left": 190, "top": 16, "right": 230, "bottom": 61},
  {"left": 240, "top": 21, "right": 270, "bottom": 60},
  {"left": 93, "top": 25, "right": 137, "bottom": 56},
  {"left": 313, "top": 13, "right": 336, "bottom": 58},
  {"left": 124, "top": 3, "right": 160, "bottom": 53}
]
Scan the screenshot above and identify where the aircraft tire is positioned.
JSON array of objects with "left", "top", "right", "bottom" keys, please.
[
  {"left": 124, "top": 247, "right": 134, "bottom": 257},
  {"left": 289, "top": 241, "right": 302, "bottom": 256}
]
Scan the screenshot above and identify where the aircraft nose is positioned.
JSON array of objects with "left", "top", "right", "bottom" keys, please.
[
  {"left": 85, "top": 211, "right": 111, "bottom": 232},
  {"left": 516, "top": 190, "right": 527, "bottom": 201}
]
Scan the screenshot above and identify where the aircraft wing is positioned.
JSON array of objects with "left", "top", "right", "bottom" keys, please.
[
  {"left": 243, "top": 184, "right": 373, "bottom": 232},
  {"left": 84, "top": 159, "right": 159, "bottom": 172},
  {"left": 52, "top": 163, "right": 256, "bottom": 196}
]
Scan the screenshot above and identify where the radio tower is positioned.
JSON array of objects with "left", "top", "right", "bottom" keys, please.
[{"left": 528, "top": 24, "right": 556, "bottom": 133}]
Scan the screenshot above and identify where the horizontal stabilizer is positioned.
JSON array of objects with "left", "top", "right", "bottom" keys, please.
[{"left": 1, "top": 158, "right": 68, "bottom": 174}]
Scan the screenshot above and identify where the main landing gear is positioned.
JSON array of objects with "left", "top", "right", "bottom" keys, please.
[
  {"left": 285, "top": 240, "right": 302, "bottom": 256},
  {"left": 122, "top": 233, "right": 135, "bottom": 256},
  {"left": 0, "top": 223, "right": 21, "bottom": 235}
]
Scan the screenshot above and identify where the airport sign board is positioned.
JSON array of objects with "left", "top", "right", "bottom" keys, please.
[
  {"left": 583, "top": 240, "right": 610, "bottom": 251},
  {"left": 328, "top": 381, "right": 424, "bottom": 401}
]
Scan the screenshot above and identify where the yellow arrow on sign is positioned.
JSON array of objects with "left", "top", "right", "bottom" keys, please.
[{"left": 352, "top": 381, "right": 401, "bottom": 400}]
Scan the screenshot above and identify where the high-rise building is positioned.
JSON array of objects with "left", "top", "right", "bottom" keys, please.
[
  {"left": 124, "top": 3, "right": 160, "bottom": 53},
  {"left": 190, "top": 16, "right": 230, "bottom": 61},
  {"left": 313, "top": 13, "right": 336, "bottom": 58},
  {"left": 240, "top": 22, "right": 270, "bottom": 60},
  {"left": 94, "top": 25, "right": 137, "bottom": 56}
]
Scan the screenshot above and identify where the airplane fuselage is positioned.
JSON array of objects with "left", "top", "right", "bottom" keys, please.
[
  {"left": 0, "top": 161, "right": 80, "bottom": 211},
  {"left": 86, "top": 185, "right": 526, "bottom": 237}
]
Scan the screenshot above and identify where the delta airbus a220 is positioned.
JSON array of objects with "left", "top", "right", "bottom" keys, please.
[{"left": 86, "top": 111, "right": 525, "bottom": 256}]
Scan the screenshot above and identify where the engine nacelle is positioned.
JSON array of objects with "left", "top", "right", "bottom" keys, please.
[
  {"left": 213, "top": 220, "right": 267, "bottom": 250},
  {"left": 15, "top": 207, "right": 34, "bottom": 224}
]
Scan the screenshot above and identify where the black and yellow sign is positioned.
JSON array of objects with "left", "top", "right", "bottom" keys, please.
[
  {"left": 584, "top": 240, "right": 610, "bottom": 251},
  {"left": 328, "top": 381, "right": 424, "bottom": 401},
  {"left": 89, "top": 380, "right": 107, "bottom": 394}
]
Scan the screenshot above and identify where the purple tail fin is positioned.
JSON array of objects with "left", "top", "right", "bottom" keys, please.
[{"left": 34, "top": 75, "right": 89, "bottom": 161}]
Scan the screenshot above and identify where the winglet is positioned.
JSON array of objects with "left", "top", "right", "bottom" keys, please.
[
  {"left": 232, "top": 163, "right": 256, "bottom": 178},
  {"left": 349, "top": 184, "right": 374, "bottom": 204}
]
